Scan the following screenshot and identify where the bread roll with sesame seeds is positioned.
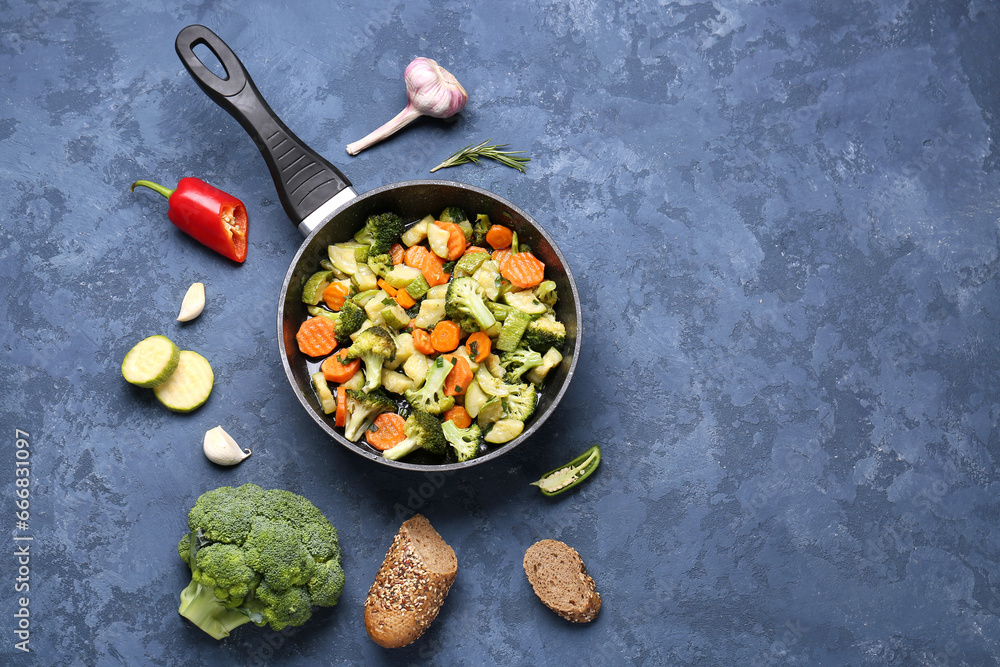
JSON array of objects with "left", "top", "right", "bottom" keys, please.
[
  {"left": 523, "top": 539, "right": 601, "bottom": 623},
  {"left": 364, "top": 514, "right": 458, "bottom": 648}
]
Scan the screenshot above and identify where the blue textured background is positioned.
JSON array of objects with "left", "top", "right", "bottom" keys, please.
[{"left": 2, "top": 0, "right": 1000, "bottom": 664}]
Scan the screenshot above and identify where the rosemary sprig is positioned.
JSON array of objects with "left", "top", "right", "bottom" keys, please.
[{"left": 429, "top": 139, "right": 530, "bottom": 173}]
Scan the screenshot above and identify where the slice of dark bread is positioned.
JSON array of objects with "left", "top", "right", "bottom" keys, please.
[
  {"left": 364, "top": 514, "right": 458, "bottom": 648},
  {"left": 523, "top": 539, "right": 601, "bottom": 623}
]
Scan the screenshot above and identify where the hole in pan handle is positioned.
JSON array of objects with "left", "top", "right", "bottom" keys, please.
[{"left": 174, "top": 25, "right": 354, "bottom": 232}]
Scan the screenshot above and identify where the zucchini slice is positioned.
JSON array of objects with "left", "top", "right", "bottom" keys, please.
[
  {"left": 153, "top": 351, "right": 214, "bottom": 412},
  {"left": 121, "top": 335, "right": 180, "bottom": 388}
]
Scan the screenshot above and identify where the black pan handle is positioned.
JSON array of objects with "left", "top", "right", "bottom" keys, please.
[{"left": 175, "top": 25, "right": 353, "bottom": 228}]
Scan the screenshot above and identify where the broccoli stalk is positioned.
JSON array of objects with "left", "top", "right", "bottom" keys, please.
[
  {"left": 176, "top": 485, "right": 344, "bottom": 640},
  {"left": 403, "top": 355, "right": 457, "bottom": 415},
  {"left": 178, "top": 579, "right": 255, "bottom": 640},
  {"left": 343, "top": 389, "right": 395, "bottom": 442},
  {"left": 445, "top": 276, "right": 496, "bottom": 333},
  {"left": 346, "top": 326, "right": 397, "bottom": 391},
  {"left": 383, "top": 411, "right": 448, "bottom": 461},
  {"left": 441, "top": 420, "right": 482, "bottom": 462}
]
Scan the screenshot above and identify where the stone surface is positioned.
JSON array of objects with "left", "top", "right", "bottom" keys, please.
[{"left": 2, "top": 0, "right": 1000, "bottom": 664}]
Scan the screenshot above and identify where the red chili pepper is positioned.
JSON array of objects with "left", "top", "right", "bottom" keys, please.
[{"left": 131, "top": 178, "right": 248, "bottom": 262}]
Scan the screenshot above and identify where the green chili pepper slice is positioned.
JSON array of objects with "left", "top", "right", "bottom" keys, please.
[{"left": 530, "top": 444, "right": 601, "bottom": 496}]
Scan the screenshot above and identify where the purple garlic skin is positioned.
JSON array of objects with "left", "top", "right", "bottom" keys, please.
[{"left": 346, "top": 57, "right": 468, "bottom": 156}]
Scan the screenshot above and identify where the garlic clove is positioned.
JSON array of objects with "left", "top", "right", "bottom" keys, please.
[
  {"left": 177, "top": 282, "right": 206, "bottom": 322},
  {"left": 203, "top": 426, "right": 251, "bottom": 466}
]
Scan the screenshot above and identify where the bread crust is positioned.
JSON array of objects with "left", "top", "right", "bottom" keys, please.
[
  {"left": 523, "top": 539, "right": 601, "bottom": 623},
  {"left": 365, "top": 514, "right": 457, "bottom": 648}
]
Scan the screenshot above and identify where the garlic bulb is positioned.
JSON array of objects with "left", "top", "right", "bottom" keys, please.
[
  {"left": 203, "top": 426, "right": 251, "bottom": 466},
  {"left": 177, "top": 282, "right": 205, "bottom": 322},
  {"left": 346, "top": 57, "right": 468, "bottom": 155}
]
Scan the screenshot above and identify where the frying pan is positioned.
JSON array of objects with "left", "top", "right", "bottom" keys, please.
[{"left": 175, "top": 25, "right": 581, "bottom": 471}]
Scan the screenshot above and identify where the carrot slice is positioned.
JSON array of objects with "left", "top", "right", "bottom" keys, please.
[
  {"left": 486, "top": 224, "right": 513, "bottom": 250},
  {"left": 335, "top": 386, "right": 347, "bottom": 427},
  {"left": 296, "top": 317, "right": 338, "bottom": 357},
  {"left": 412, "top": 328, "right": 435, "bottom": 356},
  {"left": 322, "top": 282, "right": 350, "bottom": 311},
  {"left": 500, "top": 251, "right": 546, "bottom": 289},
  {"left": 442, "top": 405, "right": 472, "bottom": 429},
  {"left": 421, "top": 252, "right": 451, "bottom": 287},
  {"left": 390, "top": 243, "right": 405, "bottom": 265},
  {"left": 376, "top": 278, "right": 398, "bottom": 297},
  {"left": 394, "top": 288, "right": 416, "bottom": 309},
  {"left": 465, "top": 331, "right": 492, "bottom": 363},
  {"left": 434, "top": 220, "right": 467, "bottom": 261},
  {"left": 492, "top": 247, "right": 511, "bottom": 270},
  {"left": 321, "top": 349, "right": 361, "bottom": 384},
  {"left": 441, "top": 354, "right": 473, "bottom": 396},
  {"left": 404, "top": 244, "right": 429, "bottom": 269},
  {"left": 430, "top": 320, "right": 462, "bottom": 353},
  {"left": 366, "top": 412, "right": 406, "bottom": 451},
  {"left": 464, "top": 246, "right": 488, "bottom": 255}
]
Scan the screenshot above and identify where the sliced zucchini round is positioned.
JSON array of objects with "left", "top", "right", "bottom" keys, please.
[
  {"left": 153, "top": 350, "right": 214, "bottom": 412},
  {"left": 121, "top": 335, "right": 180, "bottom": 388}
]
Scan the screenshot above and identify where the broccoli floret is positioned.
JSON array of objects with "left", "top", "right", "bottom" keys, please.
[
  {"left": 523, "top": 317, "right": 566, "bottom": 352},
  {"left": 177, "top": 484, "right": 344, "bottom": 639},
  {"left": 354, "top": 212, "right": 404, "bottom": 255},
  {"left": 343, "top": 388, "right": 395, "bottom": 442},
  {"left": 503, "top": 382, "right": 537, "bottom": 421},
  {"left": 366, "top": 253, "right": 393, "bottom": 279},
  {"left": 382, "top": 410, "right": 448, "bottom": 461},
  {"left": 438, "top": 206, "right": 469, "bottom": 225},
  {"left": 441, "top": 420, "right": 482, "bottom": 462},
  {"left": 309, "top": 300, "right": 365, "bottom": 345},
  {"left": 472, "top": 214, "right": 490, "bottom": 246},
  {"left": 446, "top": 276, "right": 497, "bottom": 333},
  {"left": 346, "top": 326, "right": 397, "bottom": 391},
  {"left": 403, "top": 355, "right": 456, "bottom": 415},
  {"left": 500, "top": 348, "right": 544, "bottom": 383},
  {"left": 535, "top": 280, "right": 558, "bottom": 307}
]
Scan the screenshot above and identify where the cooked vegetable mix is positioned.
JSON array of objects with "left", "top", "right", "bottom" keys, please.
[{"left": 299, "top": 207, "right": 567, "bottom": 463}]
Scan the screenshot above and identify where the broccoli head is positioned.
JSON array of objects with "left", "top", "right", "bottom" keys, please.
[
  {"left": 534, "top": 280, "right": 558, "bottom": 307},
  {"left": 438, "top": 206, "right": 469, "bottom": 225},
  {"left": 446, "top": 276, "right": 497, "bottom": 333},
  {"left": 177, "top": 484, "right": 344, "bottom": 639},
  {"left": 404, "top": 355, "right": 456, "bottom": 415},
  {"left": 503, "top": 382, "right": 538, "bottom": 422},
  {"left": 523, "top": 317, "right": 566, "bottom": 352},
  {"left": 382, "top": 410, "right": 448, "bottom": 461},
  {"left": 308, "top": 300, "right": 365, "bottom": 345},
  {"left": 441, "top": 420, "right": 482, "bottom": 462},
  {"left": 343, "top": 388, "right": 395, "bottom": 442},
  {"left": 500, "top": 348, "right": 544, "bottom": 384},
  {"left": 346, "top": 326, "right": 397, "bottom": 391},
  {"left": 366, "top": 253, "right": 393, "bottom": 279},
  {"left": 354, "top": 212, "right": 405, "bottom": 255},
  {"left": 471, "top": 214, "right": 491, "bottom": 246}
]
